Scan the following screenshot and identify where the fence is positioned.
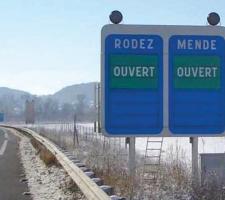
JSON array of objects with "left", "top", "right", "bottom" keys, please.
[{"left": 25, "top": 122, "right": 129, "bottom": 171}]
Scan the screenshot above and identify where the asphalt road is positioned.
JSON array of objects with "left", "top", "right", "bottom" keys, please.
[{"left": 0, "top": 128, "right": 32, "bottom": 200}]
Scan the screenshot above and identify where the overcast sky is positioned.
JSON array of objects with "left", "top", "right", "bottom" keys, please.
[{"left": 1, "top": 0, "right": 225, "bottom": 95}]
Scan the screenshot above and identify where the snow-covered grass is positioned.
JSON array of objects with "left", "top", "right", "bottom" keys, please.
[{"left": 19, "top": 135, "right": 86, "bottom": 200}]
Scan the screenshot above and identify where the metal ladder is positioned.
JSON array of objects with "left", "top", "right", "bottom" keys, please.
[{"left": 143, "top": 137, "right": 164, "bottom": 183}]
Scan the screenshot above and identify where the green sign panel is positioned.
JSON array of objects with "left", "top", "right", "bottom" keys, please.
[
  {"left": 110, "top": 55, "right": 158, "bottom": 89},
  {"left": 174, "top": 56, "right": 220, "bottom": 89}
]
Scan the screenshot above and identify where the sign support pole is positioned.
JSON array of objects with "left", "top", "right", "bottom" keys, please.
[
  {"left": 191, "top": 137, "right": 199, "bottom": 186},
  {"left": 129, "top": 137, "right": 136, "bottom": 176},
  {"left": 97, "top": 83, "right": 101, "bottom": 133},
  {"left": 128, "top": 137, "right": 136, "bottom": 199},
  {"left": 94, "top": 83, "right": 97, "bottom": 132}
]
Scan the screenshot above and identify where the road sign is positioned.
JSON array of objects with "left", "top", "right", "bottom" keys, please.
[
  {"left": 0, "top": 113, "right": 4, "bottom": 122},
  {"left": 169, "top": 35, "right": 225, "bottom": 134},
  {"left": 102, "top": 34, "right": 163, "bottom": 136},
  {"left": 101, "top": 25, "right": 225, "bottom": 136}
]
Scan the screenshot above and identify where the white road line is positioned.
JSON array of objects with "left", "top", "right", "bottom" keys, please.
[
  {"left": 4, "top": 132, "right": 8, "bottom": 139},
  {"left": 0, "top": 140, "right": 8, "bottom": 156},
  {"left": 0, "top": 130, "right": 8, "bottom": 156}
]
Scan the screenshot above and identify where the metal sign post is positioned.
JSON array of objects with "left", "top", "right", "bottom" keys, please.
[
  {"left": 190, "top": 137, "right": 199, "bottom": 186},
  {"left": 128, "top": 137, "right": 135, "bottom": 200},
  {"left": 97, "top": 83, "right": 101, "bottom": 133},
  {"left": 128, "top": 137, "right": 136, "bottom": 177}
]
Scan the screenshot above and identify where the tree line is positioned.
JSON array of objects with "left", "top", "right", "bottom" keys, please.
[{"left": 0, "top": 94, "right": 96, "bottom": 123}]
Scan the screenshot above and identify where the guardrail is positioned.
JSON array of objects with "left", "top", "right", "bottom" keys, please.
[{"left": 3, "top": 126, "right": 125, "bottom": 200}]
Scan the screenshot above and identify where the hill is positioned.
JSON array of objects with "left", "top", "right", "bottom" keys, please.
[
  {"left": 0, "top": 87, "right": 32, "bottom": 109},
  {"left": 0, "top": 82, "right": 98, "bottom": 106},
  {"left": 51, "top": 82, "right": 97, "bottom": 105},
  {"left": 0, "top": 87, "right": 31, "bottom": 98},
  {"left": 0, "top": 82, "right": 98, "bottom": 121}
]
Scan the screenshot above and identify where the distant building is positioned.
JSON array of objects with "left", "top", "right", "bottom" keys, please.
[{"left": 25, "top": 100, "right": 35, "bottom": 124}]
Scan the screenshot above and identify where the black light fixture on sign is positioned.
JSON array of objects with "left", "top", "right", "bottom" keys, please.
[
  {"left": 207, "top": 12, "right": 220, "bottom": 26},
  {"left": 109, "top": 10, "right": 123, "bottom": 24}
]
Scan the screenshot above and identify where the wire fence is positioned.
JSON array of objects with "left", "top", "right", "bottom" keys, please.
[{"left": 24, "top": 122, "right": 129, "bottom": 169}]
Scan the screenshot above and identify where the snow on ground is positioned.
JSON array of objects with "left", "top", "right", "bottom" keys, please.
[
  {"left": 19, "top": 136, "right": 85, "bottom": 200},
  {"left": 75, "top": 123, "right": 225, "bottom": 157},
  {"left": 72, "top": 123, "right": 225, "bottom": 158},
  {"left": 136, "top": 137, "right": 225, "bottom": 160},
  {"left": 24, "top": 122, "right": 225, "bottom": 161}
]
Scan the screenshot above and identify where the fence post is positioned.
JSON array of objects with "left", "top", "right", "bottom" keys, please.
[{"left": 73, "top": 114, "right": 79, "bottom": 147}]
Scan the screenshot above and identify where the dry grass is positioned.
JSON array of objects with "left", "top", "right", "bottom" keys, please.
[
  {"left": 29, "top": 125, "right": 225, "bottom": 200},
  {"left": 93, "top": 166, "right": 129, "bottom": 196},
  {"left": 191, "top": 177, "right": 225, "bottom": 200},
  {"left": 62, "top": 178, "right": 87, "bottom": 200},
  {"left": 30, "top": 137, "right": 59, "bottom": 166}
]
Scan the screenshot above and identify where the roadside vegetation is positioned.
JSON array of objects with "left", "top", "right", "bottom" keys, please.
[{"left": 28, "top": 123, "right": 225, "bottom": 200}]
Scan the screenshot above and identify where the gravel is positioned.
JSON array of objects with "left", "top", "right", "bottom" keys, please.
[{"left": 19, "top": 136, "right": 86, "bottom": 200}]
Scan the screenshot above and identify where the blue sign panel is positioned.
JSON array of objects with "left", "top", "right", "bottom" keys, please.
[
  {"left": 0, "top": 113, "right": 4, "bottom": 122},
  {"left": 169, "top": 35, "right": 225, "bottom": 134},
  {"left": 104, "top": 34, "right": 163, "bottom": 135}
]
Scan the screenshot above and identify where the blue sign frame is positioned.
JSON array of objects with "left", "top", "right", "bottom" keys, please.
[
  {"left": 169, "top": 35, "right": 225, "bottom": 134},
  {"left": 104, "top": 34, "right": 163, "bottom": 135}
]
